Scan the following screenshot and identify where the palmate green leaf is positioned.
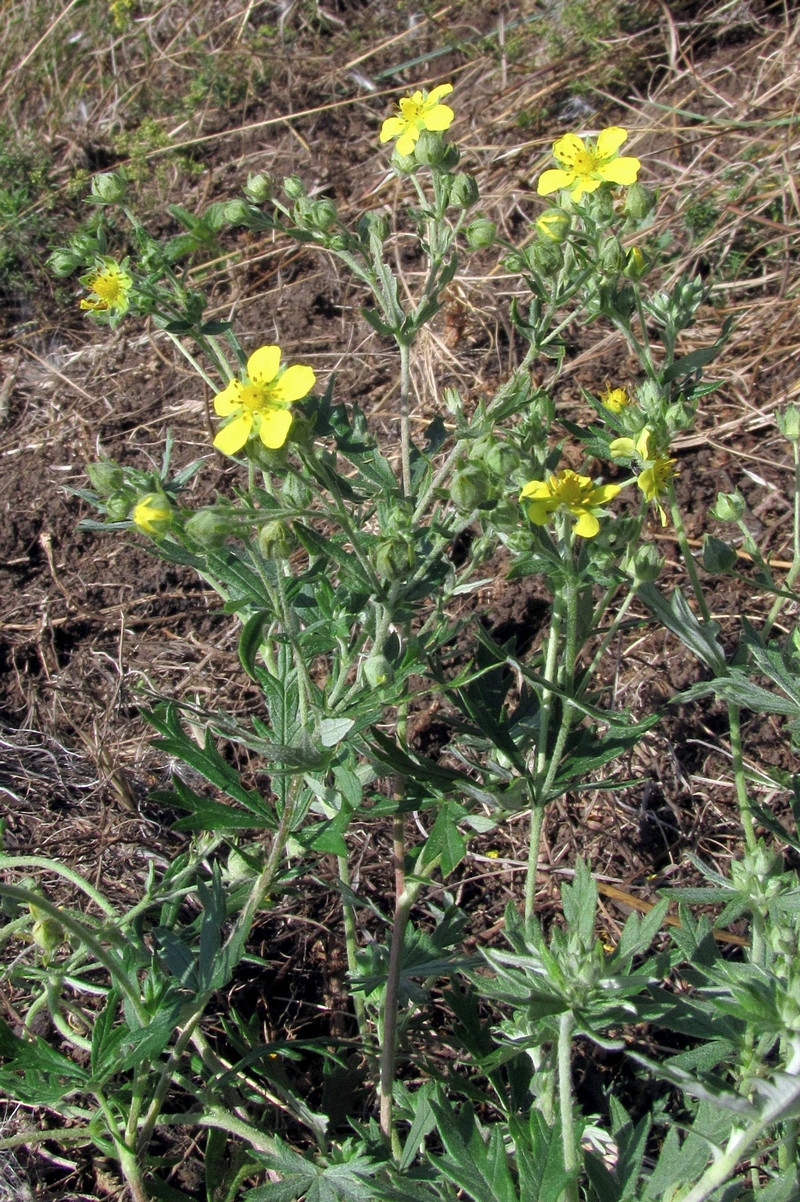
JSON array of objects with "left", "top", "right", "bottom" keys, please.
[
  {"left": 239, "top": 609, "right": 272, "bottom": 680},
  {"left": 0, "top": 1017, "right": 89, "bottom": 1088},
  {"left": 425, "top": 803, "right": 467, "bottom": 877},
  {"left": 641, "top": 1099, "right": 735, "bottom": 1201},
  {"left": 428, "top": 1093, "right": 517, "bottom": 1202},
  {"left": 245, "top": 1137, "right": 379, "bottom": 1202},
  {"left": 511, "top": 1110, "right": 571, "bottom": 1202},
  {"left": 637, "top": 583, "right": 727, "bottom": 671}
]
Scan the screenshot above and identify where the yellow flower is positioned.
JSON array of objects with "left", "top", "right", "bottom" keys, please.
[
  {"left": 213, "top": 346, "right": 316, "bottom": 456},
  {"left": 600, "top": 384, "right": 630, "bottom": 414},
  {"left": 133, "top": 493, "right": 173, "bottom": 537},
  {"left": 79, "top": 257, "right": 133, "bottom": 315},
  {"left": 380, "top": 84, "right": 454, "bottom": 156},
  {"left": 609, "top": 428, "right": 676, "bottom": 525},
  {"left": 519, "top": 469, "right": 620, "bottom": 539},
  {"left": 537, "top": 127, "right": 641, "bottom": 202}
]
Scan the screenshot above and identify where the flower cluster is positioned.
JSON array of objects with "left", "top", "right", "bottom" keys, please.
[
  {"left": 609, "top": 427, "right": 676, "bottom": 525},
  {"left": 520, "top": 470, "right": 620, "bottom": 539}
]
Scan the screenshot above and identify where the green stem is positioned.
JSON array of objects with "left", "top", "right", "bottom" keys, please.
[
  {"left": 398, "top": 340, "right": 412, "bottom": 498},
  {"left": 379, "top": 813, "right": 412, "bottom": 1157},
  {"left": 668, "top": 482, "right": 712, "bottom": 625},
  {"left": 337, "top": 852, "right": 378, "bottom": 1077},
  {"left": 558, "top": 1010, "right": 579, "bottom": 1202},
  {"left": 728, "top": 701, "right": 758, "bottom": 856},
  {"left": 0, "top": 854, "right": 118, "bottom": 917}
]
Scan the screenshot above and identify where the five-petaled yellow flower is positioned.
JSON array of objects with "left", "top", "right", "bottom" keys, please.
[
  {"left": 79, "top": 258, "right": 133, "bottom": 315},
  {"left": 520, "top": 469, "right": 620, "bottom": 539},
  {"left": 609, "top": 428, "right": 676, "bottom": 525},
  {"left": 213, "top": 346, "right": 316, "bottom": 456},
  {"left": 380, "top": 84, "right": 455, "bottom": 156},
  {"left": 537, "top": 127, "right": 641, "bottom": 202},
  {"left": 600, "top": 384, "right": 631, "bottom": 413}
]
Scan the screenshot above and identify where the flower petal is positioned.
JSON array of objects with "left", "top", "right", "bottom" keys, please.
[
  {"left": 527, "top": 500, "right": 552, "bottom": 526},
  {"left": 214, "top": 380, "right": 243, "bottom": 416},
  {"left": 596, "top": 126, "right": 628, "bottom": 159},
  {"left": 537, "top": 168, "right": 574, "bottom": 196},
  {"left": 635, "top": 428, "right": 652, "bottom": 458},
  {"left": 247, "top": 345, "right": 281, "bottom": 383},
  {"left": 270, "top": 363, "right": 316, "bottom": 403},
  {"left": 609, "top": 436, "right": 636, "bottom": 459},
  {"left": 422, "top": 103, "right": 454, "bottom": 131},
  {"left": 380, "top": 115, "right": 407, "bottom": 143},
  {"left": 598, "top": 156, "right": 641, "bottom": 186},
  {"left": 572, "top": 509, "right": 600, "bottom": 538},
  {"left": 571, "top": 177, "right": 602, "bottom": 200},
  {"left": 259, "top": 408, "right": 293, "bottom": 449},
  {"left": 590, "top": 483, "right": 621, "bottom": 505},
  {"left": 427, "top": 83, "right": 454, "bottom": 104},
  {"left": 396, "top": 126, "right": 420, "bottom": 155},
  {"left": 519, "top": 479, "right": 551, "bottom": 501},
  {"left": 552, "top": 132, "right": 586, "bottom": 166},
  {"left": 214, "top": 412, "right": 252, "bottom": 455}
]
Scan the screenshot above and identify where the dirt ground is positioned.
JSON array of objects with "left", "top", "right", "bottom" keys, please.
[{"left": 1, "top": 0, "right": 800, "bottom": 1195}]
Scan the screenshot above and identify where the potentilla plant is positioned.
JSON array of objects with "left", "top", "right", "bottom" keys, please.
[{"left": 2, "top": 85, "right": 797, "bottom": 1201}]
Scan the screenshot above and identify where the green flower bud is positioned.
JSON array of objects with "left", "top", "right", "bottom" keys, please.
[
  {"left": 299, "top": 197, "right": 338, "bottom": 232},
  {"left": 184, "top": 508, "right": 233, "bottom": 549},
  {"left": 623, "top": 181, "right": 655, "bottom": 221},
  {"left": 363, "top": 654, "right": 394, "bottom": 688},
  {"left": 257, "top": 520, "right": 295, "bottom": 560},
  {"left": 664, "top": 400, "right": 695, "bottom": 435},
  {"left": 132, "top": 493, "right": 173, "bottom": 538},
  {"left": 375, "top": 537, "right": 415, "bottom": 580},
  {"left": 90, "top": 172, "right": 127, "bottom": 204},
  {"left": 629, "top": 543, "right": 664, "bottom": 584},
  {"left": 536, "top": 209, "right": 570, "bottom": 242},
  {"left": 29, "top": 902, "right": 64, "bottom": 964},
  {"left": 530, "top": 240, "right": 562, "bottom": 274},
  {"left": 702, "top": 534, "right": 738, "bottom": 575},
  {"left": 449, "top": 172, "right": 480, "bottom": 209},
  {"left": 48, "top": 247, "right": 85, "bottom": 277},
  {"left": 451, "top": 466, "right": 491, "bottom": 512},
  {"left": 86, "top": 460, "right": 123, "bottom": 495},
  {"left": 244, "top": 172, "right": 274, "bottom": 204},
  {"left": 222, "top": 198, "right": 252, "bottom": 225},
  {"left": 245, "top": 435, "right": 288, "bottom": 472},
  {"left": 710, "top": 490, "right": 745, "bottom": 522},
  {"left": 281, "top": 472, "right": 312, "bottom": 508},
  {"left": 283, "top": 175, "right": 306, "bottom": 200},
  {"left": 465, "top": 218, "right": 496, "bottom": 249},
  {"left": 777, "top": 404, "right": 800, "bottom": 443},
  {"left": 598, "top": 234, "right": 625, "bottom": 274},
  {"left": 391, "top": 148, "right": 418, "bottom": 175},
  {"left": 412, "top": 130, "right": 459, "bottom": 170},
  {"left": 106, "top": 492, "right": 133, "bottom": 521},
  {"left": 358, "top": 211, "right": 389, "bottom": 243},
  {"left": 472, "top": 436, "right": 520, "bottom": 478},
  {"left": 623, "top": 245, "right": 648, "bottom": 280}
]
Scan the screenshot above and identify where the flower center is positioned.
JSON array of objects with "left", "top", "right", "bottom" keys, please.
[
  {"left": 399, "top": 98, "right": 424, "bottom": 121},
  {"left": 92, "top": 272, "right": 123, "bottom": 303},
  {"left": 552, "top": 470, "right": 591, "bottom": 505},
  {"left": 239, "top": 382, "right": 272, "bottom": 413}
]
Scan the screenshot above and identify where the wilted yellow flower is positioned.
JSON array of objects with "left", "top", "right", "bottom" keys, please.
[
  {"left": 213, "top": 345, "right": 316, "bottom": 456},
  {"left": 79, "top": 258, "right": 133, "bottom": 315},
  {"left": 537, "top": 127, "right": 641, "bottom": 202},
  {"left": 520, "top": 469, "right": 620, "bottom": 539},
  {"left": 133, "top": 493, "right": 173, "bottom": 537},
  {"left": 380, "top": 84, "right": 454, "bottom": 156},
  {"left": 600, "top": 384, "right": 630, "bottom": 414},
  {"left": 609, "top": 428, "right": 675, "bottom": 525}
]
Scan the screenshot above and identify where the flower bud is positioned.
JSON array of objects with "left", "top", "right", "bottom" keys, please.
[
  {"left": 184, "top": 508, "right": 232, "bottom": 549},
  {"left": 222, "top": 198, "right": 252, "bottom": 226},
  {"left": 358, "top": 211, "right": 390, "bottom": 243},
  {"left": 412, "top": 130, "right": 460, "bottom": 170},
  {"left": 598, "top": 234, "right": 625, "bottom": 274},
  {"left": 629, "top": 543, "right": 664, "bottom": 584},
  {"left": 86, "top": 460, "right": 123, "bottom": 495},
  {"left": 106, "top": 492, "right": 133, "bottom": 521},
  {"left": 465, "top": 218, "right": 496, "bottom": 249},
  {"left": 449, "top": 172, "right": 480, "bottom": 209},
  {"left": 623, "top": 182, "right": 655, "bottom": 221},
  {"left": 375, "top": 537, "right": 415, "bottom": 580},
  {"left": 133, "top": 493, "right": 173, "bottom": 538},
  {"left": 391, "top": 148, "right": 418, "bottom": 174},
  {"left": 294, "top": 197, "right": 337, "bottom": 232},
  {"left": 363, "top": 654, "right": 395, "bottom": 688},
  {"left": 90, "top": 172, "right": 127, "bottom": 204},
  {"left": 530, "top": 240, "right": 562, "bottom": 274},
  {"left": 451, "top": 466, "right": 491, "bottom": 512},
  {"left": 777, "top": 404, "right": 800, "bottom": 443},
  {"left": 710, "top": 490, "right": 745, "bottom": 522},
  {"left": 623, "top": 245, "right": 648, "bottom": 280},
  {"left": 283, "top": 175, "right": 306, "bottom": 200},
  {"left": 257, "top": 520, "right": 295, "bottom": 560},
  {"left": 536, "top": 209, "right": 570, "bottom": 242},
  {"left": 244, "top": 172, "right": 274, "bottom": 204},
  {"left": 702, "top": 534, "right": 738, "bottom": 575},
  {"left": 48, "top": 247, "right": 85, "bottom": 277}
]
